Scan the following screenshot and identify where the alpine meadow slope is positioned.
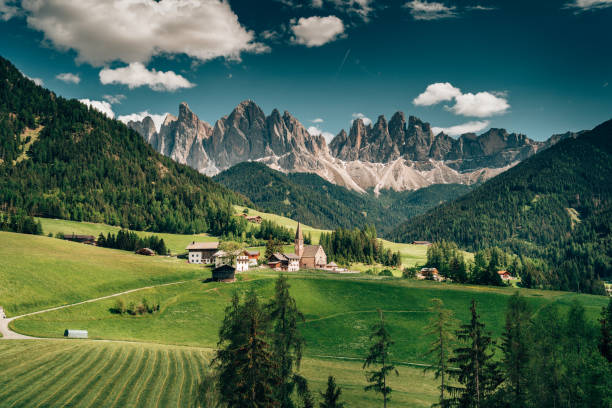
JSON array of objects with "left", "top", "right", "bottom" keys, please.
[
  {"left": 0, "top": 56, "right": 250, "bottom": 235},
  {"left": 391, "top": 119, "right": 612, "bottom": 294}
]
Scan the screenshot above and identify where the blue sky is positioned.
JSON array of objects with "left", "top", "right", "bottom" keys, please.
[{"left": 0, "top": 0, "right": 610, "bottom": 141}]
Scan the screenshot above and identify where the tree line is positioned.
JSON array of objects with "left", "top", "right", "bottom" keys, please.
[
  {"left": 319, "top": 225, "right": 401, "bottom": 267},
  {"left": 0, "top": 211, "right": 43, "bottom": 235},
  {"left": 97, "top": 230, "right": 169, "bottom": 255}
]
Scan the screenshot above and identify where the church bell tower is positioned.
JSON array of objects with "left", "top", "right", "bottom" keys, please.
[{"left": 295, "top": 222, "right": 304, "bottom": 257}]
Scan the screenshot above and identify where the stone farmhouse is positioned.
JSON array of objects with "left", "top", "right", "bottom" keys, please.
[
  {"left": 268, "top": 253, "right": 300, "bottom": 272},
  {"left": 186, "top": 241, "right": 219, "bottom": 264}
]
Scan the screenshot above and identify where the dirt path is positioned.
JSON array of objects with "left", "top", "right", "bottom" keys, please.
[{"left": 0, "top": 280, "right": 188, "bottom": 340}]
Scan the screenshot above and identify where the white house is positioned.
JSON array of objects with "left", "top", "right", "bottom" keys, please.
[
  {"left": 236, "top": 255, "right": 250, "bottom": 272},
  {"left": 186, "top": 241, "right": 219, "bottom": 264}
]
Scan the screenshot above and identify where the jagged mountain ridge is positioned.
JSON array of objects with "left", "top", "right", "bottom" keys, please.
[{"left": 128, "top": 101, "right": 577, "bottom": 193}]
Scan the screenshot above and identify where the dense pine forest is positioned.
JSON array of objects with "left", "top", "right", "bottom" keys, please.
[
  {"left": 0, "top": 56, "right": 250, "bottom": 235},
  {"left": 214, "top": 161, "right": 471, "bottom": 234},
  {"left": 319, "top": 225, "right": 401, "bottom": 267},
  {"left": 392, "top": 120, "right": 612, "bottom": 294}
]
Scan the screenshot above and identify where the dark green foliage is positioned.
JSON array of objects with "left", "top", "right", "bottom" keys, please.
[
  {"left": 319, "top": 376, "right": 344, "bottom": 408},
  {"left": 97, "top": 230, "right": 168, "bottom": 255},
  {"left": 499, "top": 293, "right": 532, "bottom": 408},
  {"left": 363, "top": 310, "right": 398, "bottom": 408},
  {"left": 267, "top": 275, "right": 305, "bottom": 408},
  {"left": 392, "top": 120, "right": 612, "bottom": 294},
  {"left": 425, "top": 241, "right": 467, "bottom": 283},
  {"left": 0, "top": 211, "right": 43, "bottom": 235},
  {"left": 214, "top": 162, "right": 471, "bottom": 235},
  {"left": 0, "top": 56, "right": 249, "bottom": 235},
  {"left": 265, "top": 238, "right": 284, "bottom": 261},
  {"left": 319, "top": 225, "right": 400, "bottom": 267},
  {"left": 253, "top": 219, "right": 294, "bottom": 243},
  {"left": 110, "top": 297, "right": 159, "bottom": 315},
  {"left": 213, "top": 291, "right": 277, "bottom": 407},
  {"left": 446, "top": 300, "right": 502, "bottom": 407},
  {"left": 599, "top": 298, "right": 612, "bottom": 362}
]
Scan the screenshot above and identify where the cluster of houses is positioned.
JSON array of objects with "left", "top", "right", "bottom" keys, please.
[
  {"left": 416, "top": 267, "right": 515, "bottom": 282},
  {"left": 237, "top": 213, "right": 263, "bottom": 224},
  {"left": 186, "top": 223, "right": 344, "bottom": 281}
]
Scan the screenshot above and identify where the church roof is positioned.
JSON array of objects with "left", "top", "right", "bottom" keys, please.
[
  {"left": 295, "top": 222, "right": 303, "bottom": 242},
  {"left": 301, "top": 245, "right": 322, "bottom": 258}
]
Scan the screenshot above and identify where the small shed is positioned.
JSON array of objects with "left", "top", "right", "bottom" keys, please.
[
  {"left": 64, "top": 329, "right": 88, "bottom": 338},
  {"left": 212, "top": 264, "right": 236, "bottom": 282},
  {"left": 135, "top": 247, "right": 155, "bottom": 256}
]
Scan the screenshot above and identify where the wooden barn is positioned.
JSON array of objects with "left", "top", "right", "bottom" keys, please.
[{"left": 212, "top": 264, "right": 236, "bottom": 282}]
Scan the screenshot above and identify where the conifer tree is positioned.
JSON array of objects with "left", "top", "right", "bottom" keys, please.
[
  {"left": 267, "top": 275, "right": 305, "bottom": 408},
  {"left": 446, "top": 300, "right": 502, "bottom": 407},
  {"left": 424, "top": 298, "right": 456, "bottom": 407},
  {"left": 319, "top": 376, "right": 344, "bottom": 408},
  {"left": 599, "top": 297, "right": 612, "bottom": 362},
  {"left": 500, "top": 292, "right": 532, "bottom": 407},
  {"left": 363, "top": 309, "right": 398, "bottom": 408}
]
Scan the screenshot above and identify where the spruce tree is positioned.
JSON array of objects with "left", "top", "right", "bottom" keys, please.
[
  {"left": 319, "top": 376, "right": 344, "bottom": 408},
  {"left": 424, "top": 298, "right": 456, "bottom": 407},
  {"left": 446, "top": 300, "right": 502, "bottom": 408},
  {"left": 267, "top": 275, "right": 305, "bottom": 408},
  {"left": 363, "top": 309, "right": 398, "bottom": 408},
  {"left": 599, "top": 297, "right": 612, "bottom": 362},
  {"left": 500, "top": 292, "right": 532, "bottom": 407}
]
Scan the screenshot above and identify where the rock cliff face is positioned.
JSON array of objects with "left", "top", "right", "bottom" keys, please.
[{"left": 128, "top": 101, "right": 575, "bottom": 192}]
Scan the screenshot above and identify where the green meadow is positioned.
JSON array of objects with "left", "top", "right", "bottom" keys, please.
[{"left": 0, "top": 232, "right": 205, "bottom": 316}]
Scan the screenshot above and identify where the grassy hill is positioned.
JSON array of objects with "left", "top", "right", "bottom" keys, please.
[
  {"left": 0, "top": 55, "right": 248, "bottom": 235},
  {"left": 215, "top": 162, "right": 471, "bottom": 235},
  {"left": 391, "top": 119, "right": 612, "bottom": 294},
  {"left": 0, "top": 232, "right": 204, "bottom": 316}
]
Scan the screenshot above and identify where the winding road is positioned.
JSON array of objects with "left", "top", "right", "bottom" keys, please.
[{"left": 0, "top": 280, "right": 187, "bottom": 340}]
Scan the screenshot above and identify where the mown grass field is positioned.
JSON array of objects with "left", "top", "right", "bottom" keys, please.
[
  {"left": 36, "top": 217, "right": 218, "bottom": 255},
  {"left": 0, "top": 232, "right": 205, "bottom": 316},
  {"left": 0, "top": 340, "right": 440, "bottom": 407}
]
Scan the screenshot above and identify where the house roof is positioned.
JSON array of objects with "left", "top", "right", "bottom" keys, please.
[
  {"left": 213, "top": 264, "right": 235, "bottom": 273},
  {"left": 295, "top": 222, "right": 303, "bottom": 242},
  {"left": 327, "top": 262, "right": 338, "bottom": 267},
  {"left": 213, "top": 250, "right": 228, "bottom": 257},
  {"left": 270, "top": 253, "right": 288, "bottom": 261},
  {"left": 186, "top": 241, "right": 219, "bottom": 250},
  {"left": 285, "top": 253, "right": 300, "bottom": 260},
  {"left": 244, "top": 250, "right": 260, "bottom": 256},
  {"left": 301, "top": 245, "right": 322, "bottom": 258},
  {"left": 497, "top": 270, "right": 510, "bottom": 275},
  {"left": 65, "top": 234, "right": 96, "bottom": 240}
]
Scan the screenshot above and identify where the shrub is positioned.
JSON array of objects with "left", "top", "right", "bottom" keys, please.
[{"left": 379, "top": 269, "right": 394, "bottom": 277}]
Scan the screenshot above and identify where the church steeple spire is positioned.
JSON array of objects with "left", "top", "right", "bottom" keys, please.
[{"left": 295, "top": 222, "right": 304, "bottom": 257}]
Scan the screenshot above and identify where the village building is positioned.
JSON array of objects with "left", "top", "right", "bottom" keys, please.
[
  {"left": 242, "top": 250, "right": 260, "bottom": 265},
  {"left": 236, "top": 254, "right": 250, "bottom": 272},
  {"left": 246, "top": 215, "right": 263, "bottom": 224},
  {"left": 212, "top": 264, "right": 236, "bottom": 281},
  {"left": 294, "top": 223, "right": 327, "bottom": 269},
  {"left": 64, "top": 234, "right": 96, "bottom": 245},
  {"left": 213, "top": 250, "right": 231, "bottom": 268},
  {"left": 186, "top": 241, "right": 219, "bottom": 264},
  {"left": 135, "top": 247, "right": 155, "bottom": 256},
  {"left": 418, "top": 267, "right": 442, "bottom": 281},
  {"left": 412, "top": 240, "right": 432, "bottom": 246},
  {"left": 268, "top": 253, "right": 300, "bottom": 272},
  {"left": 497, "top": 270, "right": 513, "bottom": 281}
]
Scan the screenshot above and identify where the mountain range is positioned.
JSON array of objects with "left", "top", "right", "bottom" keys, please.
[{"left": 128, "top": 101, "right": 579, "bottom": 193}]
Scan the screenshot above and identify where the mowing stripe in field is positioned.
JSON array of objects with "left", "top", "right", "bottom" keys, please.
[
  {"left": 90, "top": 346, "right": 139, "bottom": 407},
  {"left": 105, "top": 346, "right": 146, "bottom": 408},
  {"left": 110, "top": 347, "right": 151, "bottom": 408},
  {"left": 174, "top": 350, "right": 188, "bottom": 408},
  {"left": 65, "top": 346, "right": 122, "bottom": 408},
  {"left": 132, "top": 348, "right": 164, "bottom": 407},
  {"left": 32, "top": 345, "right": 107, "bottom": 408},
  {"left": 156, "top": 348, "right": 178, "bottom": 408},
  {"left": 56, "top": 345, "right": 110, "bottom": 407},
  {"left": 153, "top": 348, "right": 173, "bottom": 408},
  {"left": 6, "top": 346, "right": 92, "bottom": 408},
  {"left": 78, "top": 346, "right": 128, "bottom": 407},
  {"left": 0, "top": 343, "right": 80, "bottom": 384}
]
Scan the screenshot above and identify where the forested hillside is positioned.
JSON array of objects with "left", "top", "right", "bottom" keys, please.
[
  {"left": 214, "top": 161, "right": 470, "bottom": 234},
  {"left": 392, "top": 119, "right": 612, "bottom": 294},
  {"left": 0, "top": 56, "right": 249, "bottom": 234}
]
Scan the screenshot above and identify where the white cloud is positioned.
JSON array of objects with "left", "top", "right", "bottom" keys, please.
[
  {"left": 118, "top": 111, "right": 168, "bottom": 133},
  {"left": 565, "top": 0, "right": 612, "bottom": 10},
  {"left": 103, "top": 94, "right": 126, "bottom": 104},
  {"left": 414, "top": 82, "right": 510, "bottom": 118},
  {"left": 99, "top": 63, "right": 195, "bottom": 92},
  {"left": 432, "top": 120, "right": 490, "bottom": 136},
  {"left": 291, "top": 16, "right": 345, "bottom": 47},
  {"left": 0, "top": 0, "right": 20, "bottom": 20},
  {"left": 413, "top": 82, "right": 461, "bottom": 106},
  {"left": 450, "top": 91, "right": 510, "bottom": 117},
  {"left": 79, "top": 99, "right": 115, "bottom": 118},
  {"left": 403, "top": 1, "right": 457, "bottom": 20},
  {"left": 308, "top": 126, "right": 335, "bottom": 143},
  {"left": 351, "top": 112, "right": 372, "bottom": 126},
  {"left": 19, "top": 0, "right": 268, "bottom": 66},
  {"left": 56, "top": 72, "right": 80, "bottom": 84},
  {"left": 312, "top": 118, "right": 324, "bottom": 123}
]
